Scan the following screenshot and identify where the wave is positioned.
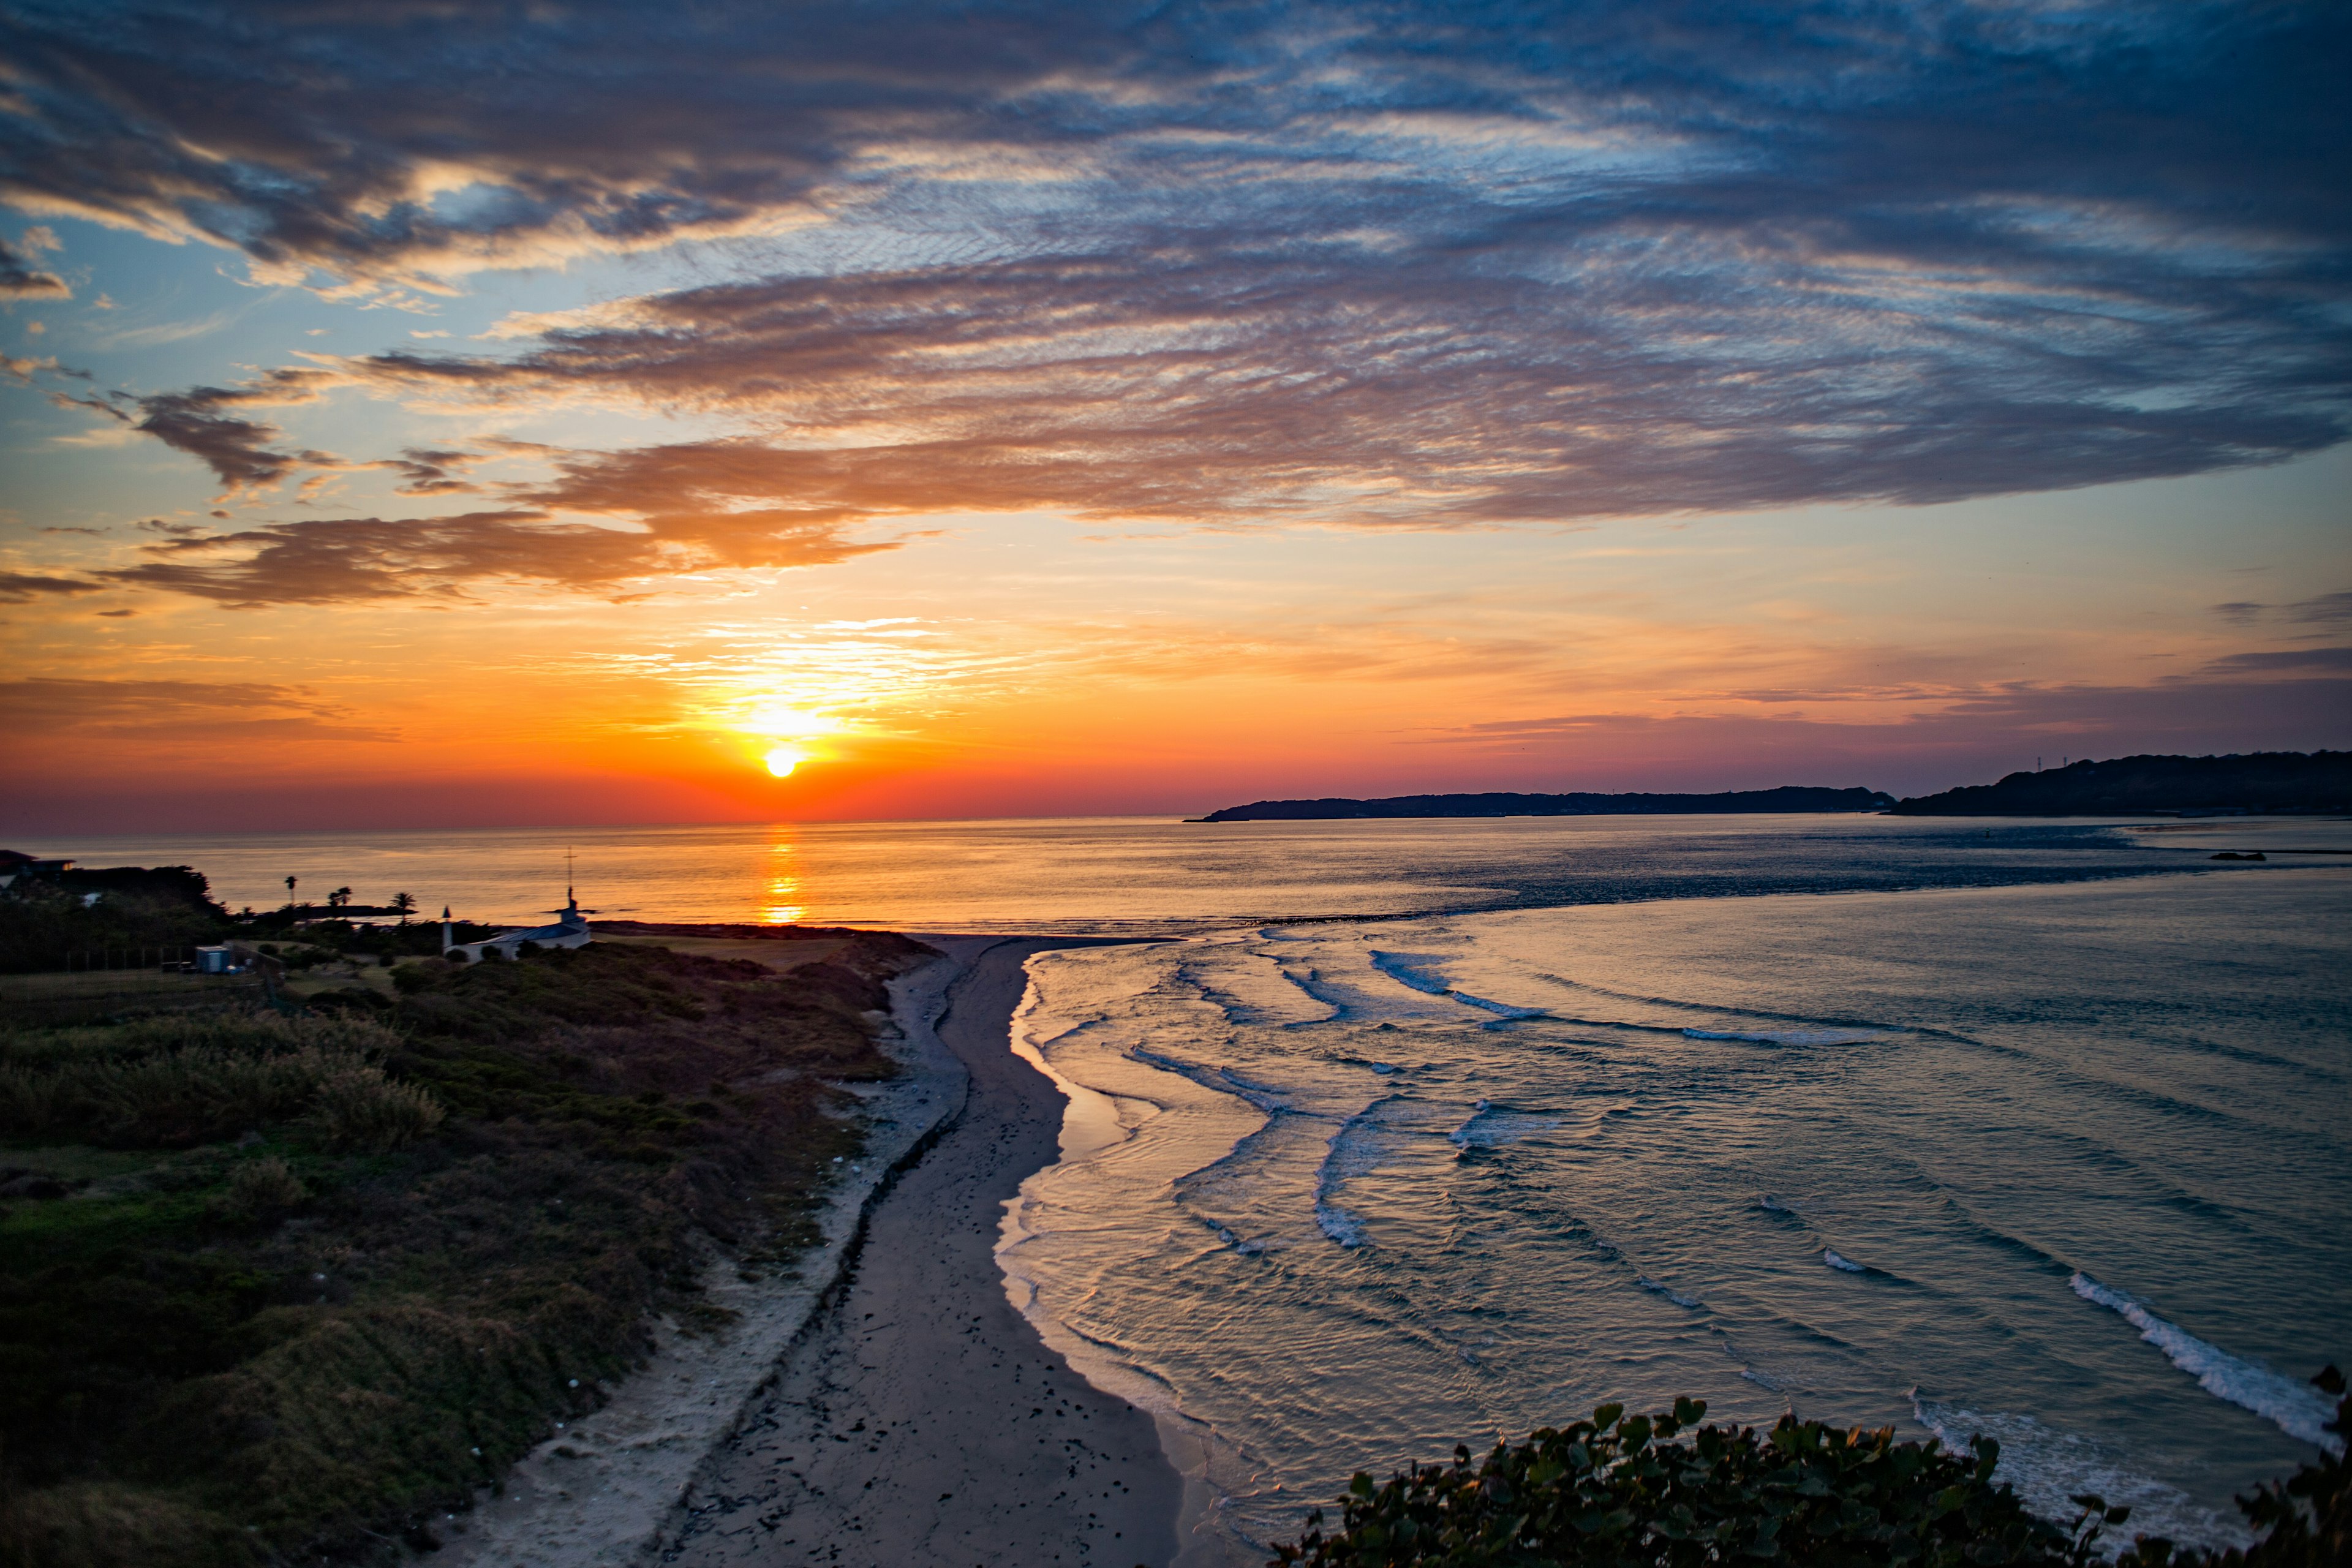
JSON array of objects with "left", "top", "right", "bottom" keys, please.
[
  {"left": 1822, "top": 1250, "right": 1868, "bottom": 1273},
  {"left": 1129, "top": 1046, "right": 1296, "bottom": 1115},
  {"left": 1369, "top": 951, "right": 1551, "bottom": 1019},
  {"left": 1910, "top": 1393, "right": 2241, "bottom": 1555},
  {"left": 1447, "top": 1099, "right": 1562, "bottom": 1150},
  {"left": 1638, "top": 1275, "right": 1705, "bottom": 1309},
  {"left": 1684, "top": 1026, "right": 1887, "bottom": 1046},
  {"left": 2070, "top": 1273, "right": 2342, "bottom": 1453},
  {"left": 1313, "top": 1095, "right": 1405, "bottom": 1248}
]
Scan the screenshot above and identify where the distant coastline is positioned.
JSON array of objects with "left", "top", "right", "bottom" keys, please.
[
  {"left": 1890, "top": 750, "right": 2350, "bottom": 816},
  {"left": 1196, "top": 752, "right": 2352, "bottom": 823},
  {"left": 1193, "top": 785, "right": 1894, "bottom": 823}
]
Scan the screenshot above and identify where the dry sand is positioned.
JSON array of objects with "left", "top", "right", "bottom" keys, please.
[
  {"left": 664, "top": 938, "right": 1182, "bottom": 1567},
  {"left": 431, "top": 937, "right": 1183, "bottom": 1568}
]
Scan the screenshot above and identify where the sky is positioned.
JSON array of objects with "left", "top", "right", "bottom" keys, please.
[{"left": 1, "top": 0, "right": 2346, "bottom": 832}]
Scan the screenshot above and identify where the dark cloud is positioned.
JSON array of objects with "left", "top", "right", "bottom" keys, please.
[
  {"left": 2198, "top": 646, "right": 2352, "bottom": 674},
  {"left": 20, "top": 1, "right": 2351, "bottom": 541},
  {"left": 1417, "top": 676, "right": 2352, "bottom": 795},
  {"left": 0, "top": 677, "right": 394, "bottom": 742},
  {"left": 129, "top": 371, "right": 338, "bottom": 494},
  {"left": 2207, "top": 590, "right": 2352, "bottom": 627},
  {"left": 97, "top": 503, "right": 894, "bottom": 606},
  {"left": 0, "top": 235, "right": 67, "bottom": 298},
  {"left": 0, "top": 570, "right": 98, "bottom": 601}
]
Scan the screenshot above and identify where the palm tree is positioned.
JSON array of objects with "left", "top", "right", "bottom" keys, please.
[{"left": 391, "top": 892, "right": 418, "bottom": 923}]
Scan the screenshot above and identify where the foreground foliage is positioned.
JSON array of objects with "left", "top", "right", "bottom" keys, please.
[
  {"left": 1274, "top": 1379, "right": 2348, "bottom": 1567},
  {"left": 0, "top": 930, "right": 932, "bottom": 1567}
]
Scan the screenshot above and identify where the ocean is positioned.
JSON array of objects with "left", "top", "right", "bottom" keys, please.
[{"left": 24, "top": 813, "right": 2350, "bottom": 1559}]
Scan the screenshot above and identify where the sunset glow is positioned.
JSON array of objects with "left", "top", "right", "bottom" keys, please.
[{"left": 0, "top": 2, "right": 2342, "bottom": 834}]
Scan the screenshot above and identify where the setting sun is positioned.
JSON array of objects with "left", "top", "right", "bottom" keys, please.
[{"left": 764, "top": 747, "right": 804, "bottom": 777}]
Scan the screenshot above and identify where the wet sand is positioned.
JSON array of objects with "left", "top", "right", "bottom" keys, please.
[{"left": 665, "top": 938, "right": 1183, "bottom": 1567}]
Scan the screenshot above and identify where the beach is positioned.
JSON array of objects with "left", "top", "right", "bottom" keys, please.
[
  {"left": 424, "top": 935, "right": 1181, "bottom": 1567},
  {"left": 667, "top": 936, "right": 1183, "bottom": 1566}
]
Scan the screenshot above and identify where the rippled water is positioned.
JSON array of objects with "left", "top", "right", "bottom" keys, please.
[{"left": 1001, "top": 869, "right": 2351, "bottom": 1563}]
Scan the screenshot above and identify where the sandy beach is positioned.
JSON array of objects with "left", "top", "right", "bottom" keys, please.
[
  {"left": 665, "top": 937, "right": 1182, "bottom": 1566},
  {"left": 423, "top": 935, "right": 1182, "bottom": 1567}
]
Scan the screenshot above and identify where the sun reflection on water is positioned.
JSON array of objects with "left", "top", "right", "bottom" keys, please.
[{"left": 762, "top": 834, "right": 804, "bottom": 925}]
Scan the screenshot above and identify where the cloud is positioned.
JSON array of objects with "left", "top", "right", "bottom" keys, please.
[
  {"left": 98, "top": 503, "right": 894, "bottom": 606},
  {"left": 23, "top": 2, "right": 2352, "bottom": 546},
  {"left": 0, "top": 677, "right": 395, "bottom": 742},
  {"left": 1414, "top": 674, "right": 2352, "bottom": 783},
  {"left": 0, "top": 235, "right": 67, "bottom": 298},
  {"left": 0, "top": 570, "right": 99, "bottom": 601},
  {"left": 2207, "top": 590, "right": 2352, "bottom": 627},
  {"left": 2198, "top": 646, "right": 2352, "bottom": 674},
  {"left": 129, "top": 369, "right": 341, "bottom": 494}
]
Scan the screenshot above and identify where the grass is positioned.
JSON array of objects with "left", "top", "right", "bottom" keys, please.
[{"left": 0, "top": 928, "right": 935, "bottom": 1566}]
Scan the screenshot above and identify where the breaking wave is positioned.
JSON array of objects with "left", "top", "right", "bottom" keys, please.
[
  {"left": 1910, "top": 1394, "right": 2241, "bottom": 1555},
  {"left": 1446, "top": 1099, "right": 1561, "bottom": 1150},
  {"left": 2070, "top": 1273, "right": 2342, "bottom": 1453}
]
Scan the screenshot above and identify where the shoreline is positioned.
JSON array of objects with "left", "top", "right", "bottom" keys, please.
[
  {"left": 662, "top": 935, "right": 1184, "bottom": 1566},
  {"left": 429, "top": 943, "right": 975, "bottom": 1567}
]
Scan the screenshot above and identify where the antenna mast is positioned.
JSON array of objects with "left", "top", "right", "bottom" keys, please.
[{"left": 566, "top": 845, "right": 575, "bottom": 906}]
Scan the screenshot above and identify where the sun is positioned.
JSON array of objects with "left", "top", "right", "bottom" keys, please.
[{"left": 764, "top": 747, "right": 804, "bottom": 777}]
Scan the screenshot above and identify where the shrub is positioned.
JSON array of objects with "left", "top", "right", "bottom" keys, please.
[
  {"left": 0, "top": 1480, "right": 258, "bottom": 1568},
  {"left": 299, "top": 1066, "right": 445, "bottom": 1153},
  {"left": 0, "top": 1013, "right": 439, "bottom": 1149},
  {"left": 1273, "top": 1380, "right": 2350, "bottom": 1567},
  {"left": 213, "top": 1156, "right": 307, "bottom": 1222}
]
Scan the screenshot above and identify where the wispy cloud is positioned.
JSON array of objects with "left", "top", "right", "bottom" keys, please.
[
  {"left": 19, "top": 1, "right": 2352, "bottom": 605},
  {"left": 0, "top": 677, "right": 395, "bottom": 742}
]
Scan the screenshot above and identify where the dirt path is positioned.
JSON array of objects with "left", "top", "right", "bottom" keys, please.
[{"left": 664, "top": 938, "right": 1183, "bottom": 1568}]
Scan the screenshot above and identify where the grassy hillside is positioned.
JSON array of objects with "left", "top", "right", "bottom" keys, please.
[{"left": 0, "top": 932, "right": 933, "bottom": 1567}]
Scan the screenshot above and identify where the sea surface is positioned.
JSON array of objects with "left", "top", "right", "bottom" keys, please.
[
  {"left": 23, "top": 813, "right": 2350, "bottom": 1559},
  {"left": 999, "top": 846, "right": 2350, "bottom": 1563}
]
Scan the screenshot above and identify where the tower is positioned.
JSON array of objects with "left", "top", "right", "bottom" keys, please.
[{"left": 442, "top": 905, "right": 453, "bottom": 954}]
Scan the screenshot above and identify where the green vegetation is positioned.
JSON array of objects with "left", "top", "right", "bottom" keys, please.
[
  {"left": 1274, "top": 1382, "right": 2348, "bottom": 1566},
  {"left": 0, "top": 929, "right": 933, "bottom": 1567}
]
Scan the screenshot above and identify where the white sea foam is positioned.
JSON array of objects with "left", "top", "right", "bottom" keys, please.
[
  {"left": 1312, "top": 1095, "right": 1404, "bottom": 1248},
  {"left": 1910, "top": 1393, "right": 2242, "bottom": 1555},
  {"left": 2070, "top": 1272, "right": 2342, "bottom": 1453},
  {"left": 1822, "top": 1250, "right": 1866, "bottom": 1273},
  {"left": 1684, "top": 1027, "right": 1887, "bottom": 1045}
]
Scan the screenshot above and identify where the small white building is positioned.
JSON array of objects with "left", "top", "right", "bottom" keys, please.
[{"left": 443, "top": 893, "right": 592, "bottom": 963}]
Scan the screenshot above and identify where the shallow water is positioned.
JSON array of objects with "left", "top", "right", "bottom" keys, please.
[{"left": 1001, "top": 870, "right": 2351, "bottom": 1562}]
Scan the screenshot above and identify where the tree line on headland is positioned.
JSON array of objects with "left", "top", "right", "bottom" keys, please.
[{"left": 1196, "top": 752, "right": 2350, "bottom": 822}]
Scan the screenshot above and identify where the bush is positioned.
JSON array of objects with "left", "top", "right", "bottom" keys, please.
[
  {"left": 0, "top": 1013, "right": 440, "bottom": 1149},
  {"left": 299, "top": 1066, "right": 444, "bottom": 1153},
  {"left": 212, "top": 1156, "right": 307, "bottom": 1222},
  {"left": 1273, "top": 1379, "right": 2350, "bottom": 1567}
]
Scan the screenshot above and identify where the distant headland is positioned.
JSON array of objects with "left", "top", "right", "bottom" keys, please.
[
  {"left": 1192, "top": 785, "right": 1894, "bottom": 823},
  {"left": 1196, "top": 752, "right": 2352, "bottom": 822},
  {"left": 1888, "top": 750, "right": 2351, "bottom": 816}
]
